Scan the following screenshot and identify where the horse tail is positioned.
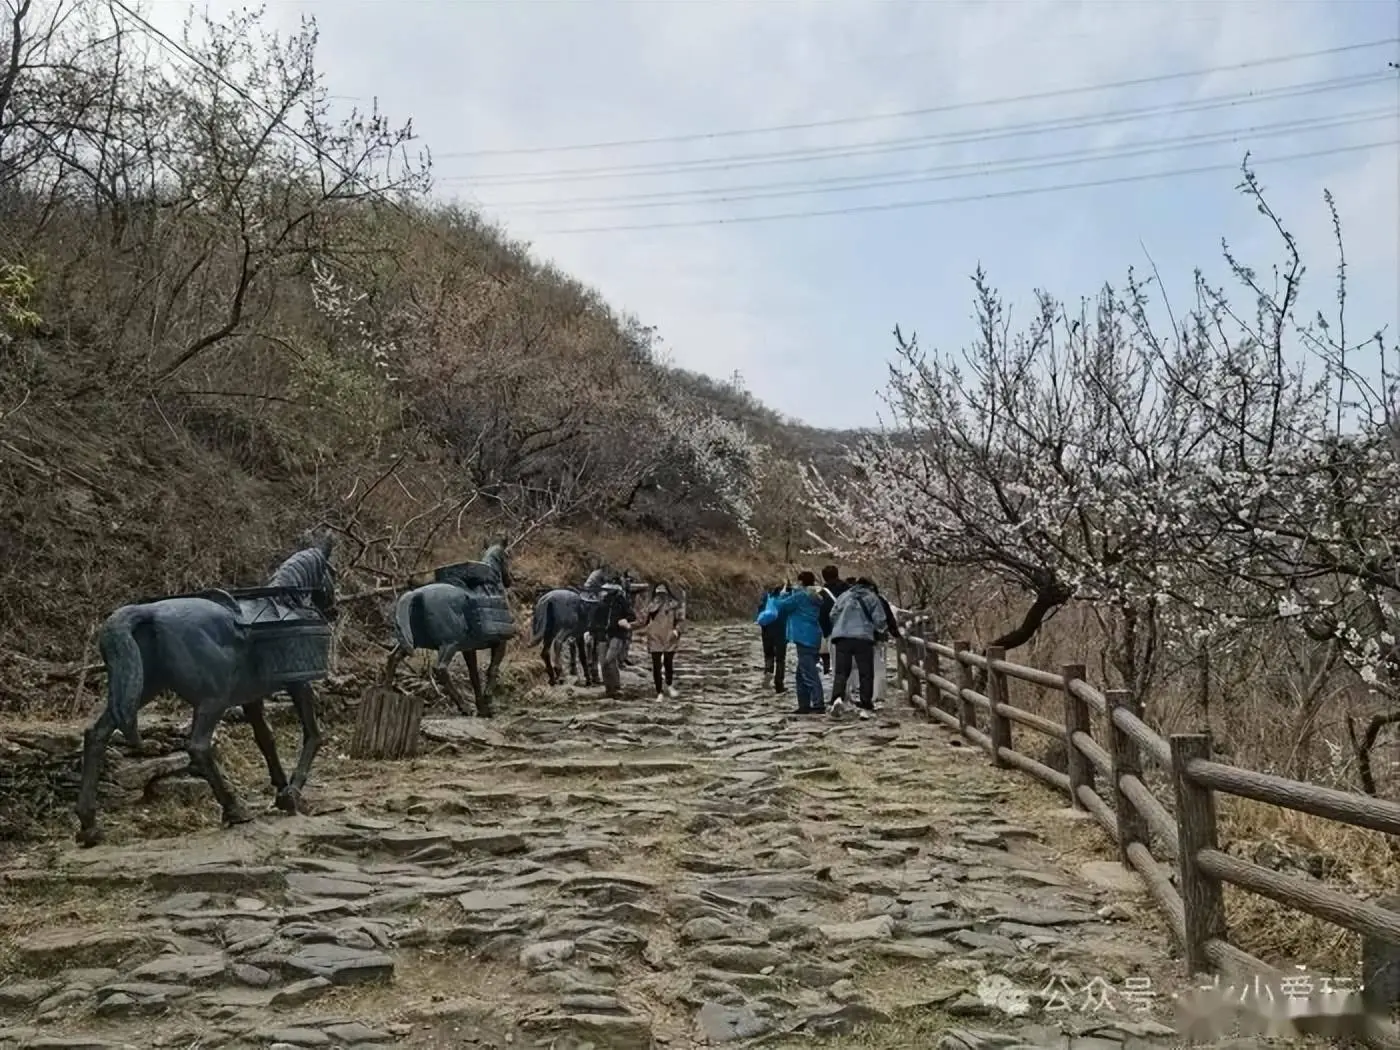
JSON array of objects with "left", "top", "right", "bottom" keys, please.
[
  {"left": 530, "top": 594, "right": 552, "bottom": 647},
  {"left": 392, "top": 591, "right": 419, "bottom": 652},
  {"left": 98, "top": 606, "right": 147, "bottom": 747}
]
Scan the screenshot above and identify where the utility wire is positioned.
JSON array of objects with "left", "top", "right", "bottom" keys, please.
[
  {"left": 105, "top": 0, "right": 1398, "bottom": 258},
  {"left": 530, "top": 139, "right": 1400, "bottom": 235},
  {"left": 456, "top": 72, "right": 1396, "bottom": 185},
  {"left": 106, "top": 0, "right": 418, "bottom": 206},
  {"left": 437, "top": 39, "right": 1400, "bottom": 159},
  {"left": 485, "top": 109, "right": 1395, "bottom": 214}
]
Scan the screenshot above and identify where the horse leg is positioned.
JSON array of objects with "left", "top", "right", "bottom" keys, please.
[
  {"left": 433, "top": 644, "right": 473, "bottom": 716},
  {"left": 242, "top": 698, "right": 289, "bottom": 800},
  {"left": 589, "top": 633, "right": 603, "bottom": 685},
  {"left": 481, "top": 641, "right": 507, "bottom": 716},
  {"left": 540, "top": 628, "right": 558, "bottom": 686},
  {"left": 462, "top": 648, "right": 486, "bottom": 716},
  {"left": 573, "top": 633, "right": 588, "bottom": 685},
  {"left": 186, "top": 703, "right": 252, "bottom": 827},
  {"left": 75, "top": 708, "right": 118, "bottom": 847},
  {"left": 278, "top": 682, "right": 323, "bottom": 813},
  {"left": 382, "top": 643, "right": 409, "bottom": 686}
]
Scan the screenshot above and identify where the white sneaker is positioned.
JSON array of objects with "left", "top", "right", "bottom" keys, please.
[
  {"left": 666, "top": 686, "right": 678, "bottom": 699},
  {"left": 655, "top": 693, "right": 666, "bottom": 702},
  {"left": 829, "top": 698, "right": 848, "bottom": 718}
]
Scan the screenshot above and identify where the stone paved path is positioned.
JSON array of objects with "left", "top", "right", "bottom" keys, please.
[{"left": 0, "top": 624, "right": 1212, "bottom": 1049}]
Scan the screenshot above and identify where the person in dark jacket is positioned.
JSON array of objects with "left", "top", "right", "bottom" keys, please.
[
  {"left": 758, "top": 584, "right": 789, "bottom": 694},
  {"left": 599, "top": 584, "right": 636, "bottom": 698},
  {"left": 817, "top": 565, "right": 849, "bottom": 675}
]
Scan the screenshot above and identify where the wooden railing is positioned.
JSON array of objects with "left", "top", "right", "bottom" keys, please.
[{"left": 895, "top": 618, "right": 1400, "bottom": 988}]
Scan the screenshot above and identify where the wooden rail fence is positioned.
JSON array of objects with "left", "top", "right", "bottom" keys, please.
[{"left": 894, "top": 617, "right": 1400, "bottom": 996}]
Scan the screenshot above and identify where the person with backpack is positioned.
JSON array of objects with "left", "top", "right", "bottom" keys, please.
[
  {"left": 756, "top": 584, "right": 789, "bottom": 694},
  {"left": 768, "top": 571, "right": 826, "bottom": 714},
  {"left": 827, "top": 577, "right": 889, "bottom": 719}
]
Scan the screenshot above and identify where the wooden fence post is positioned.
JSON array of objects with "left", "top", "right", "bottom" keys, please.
[
  {"left": 986, "top": 645, "right": 1011, "bottom": 767},
  {"left": 901, "top": 632, "right": 912, "bottom": 708},
  {"left": 1170, "top": 733, "right": 1227, "bottom": 975},
  {"left": 954, "top": 640, "right": 975, "bottom": 731},
  {"left": 922, "top": 636, "right": 941, "bottom": 714},
  {"left": 1106, "top": 689, "right": 1149, "bottom": 868},
  {"left": 1361, "top": 894, "right": 1400, "bottom": 1019},
  {"left": 901, "top": 628, "right": 917, "bottom": 707},
  {"left": 1061, "top": 663, "right": 1092, "bottom": 809}
]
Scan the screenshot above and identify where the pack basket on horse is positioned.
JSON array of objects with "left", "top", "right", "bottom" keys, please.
[
  {"left": 75, "top": 531, "right": 339, "bottom": 847},
  {"left": 381, "top": 538, "right": 516, "bottom": 716}
]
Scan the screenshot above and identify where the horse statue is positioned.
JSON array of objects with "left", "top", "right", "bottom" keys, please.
[
  {"left": 382, "top": 538, "right": 515, "bottom": 717},
  {"left": 75, "top": 532, "right": 338, "bottom": 847},
  {"left": 531, "top": 566, "right": 637, "bottom": 685}
]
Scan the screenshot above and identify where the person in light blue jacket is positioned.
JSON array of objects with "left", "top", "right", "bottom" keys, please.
[
  {"left": 771, "top": 570, "right": 825, "bottom": 714},
  {"left": 828, "top": 577, "right": 889, "bottom": 718}
]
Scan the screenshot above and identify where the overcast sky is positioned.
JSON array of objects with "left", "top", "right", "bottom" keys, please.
[{"left": 144, "top": 0, "right": 1399, "bottom": 430}]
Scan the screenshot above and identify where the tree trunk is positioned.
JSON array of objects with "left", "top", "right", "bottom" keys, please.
[{"left": 350, "top": 686, "right": 423, "bottom": 760}]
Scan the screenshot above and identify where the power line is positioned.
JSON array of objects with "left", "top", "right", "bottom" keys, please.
[
  {"left": 483, "top": 109, "right": 1395, "bottom": 214},
  {"left": 454, "top": 72, "right": 1396, "bottom": 186},
  {"left": 104, "top": 0, "right": 475, "bottom": 285},
  {"left": 529, "top": 139, "right": 1400, "bottom": 235},
  {"left": 107, "top": 0, "right": 396, "bottom": 195},
  {"left": 438, "top": 39, "right": 1400, "bottom": 159}
]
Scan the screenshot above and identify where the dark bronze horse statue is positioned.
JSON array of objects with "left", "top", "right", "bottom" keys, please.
[
  {"left": 382, "top": 539, "right": 515, "bottom": 716},
  {"left": 76, "top": 532, "right": 338, "bottom": 846}
]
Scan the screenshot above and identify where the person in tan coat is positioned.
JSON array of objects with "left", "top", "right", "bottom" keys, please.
[{"left": 634, "top": 582, "right": 685, "bottom": 700}]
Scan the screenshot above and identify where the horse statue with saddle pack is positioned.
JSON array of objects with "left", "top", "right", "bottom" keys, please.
[{"left": 381, "top": 537, "right": 516, "bottom": 717}]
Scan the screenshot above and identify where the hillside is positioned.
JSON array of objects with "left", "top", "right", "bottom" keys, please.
[{"left": 0, "top": 4, "right": 877, "bottom": 711}]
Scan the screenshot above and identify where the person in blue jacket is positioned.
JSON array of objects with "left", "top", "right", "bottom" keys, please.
[{"left": 771, "top": 570, "right": 826, "bottom": 714}]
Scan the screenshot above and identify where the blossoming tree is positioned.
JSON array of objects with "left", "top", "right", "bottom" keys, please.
[{"left": 807, "top": 162, "right": 1400, "bottom": 784}]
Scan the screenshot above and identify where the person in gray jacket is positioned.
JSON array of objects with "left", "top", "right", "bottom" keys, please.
[{"left": 827, "top": 577, "right": 888, "bottom": 718}]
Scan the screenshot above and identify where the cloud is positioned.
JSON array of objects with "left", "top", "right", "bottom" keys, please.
[{"left": 141, "top": 0, "right": 1398, "bottom": 430}]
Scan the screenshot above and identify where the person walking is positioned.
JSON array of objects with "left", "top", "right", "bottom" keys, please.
[
  {"left": 599, "top": 583, "right": 636, "bottom": 699},
  {"left": 828, "top": 577, "right": 888, "bottom": 720},
  {"left": 633, "top": 582, "right": 685, "bottom": 700},
  {"left": 758, "top": 584, "right": 789, "bottom": 694},
  {"left": 868, "top": 581, "right": 902, "bottom": 705},
  {"left": 771, "top": 571, "right": 826, "bottom": 714},
  {"left": 817, "top": 565, "right": 848, "bottom": 676}
]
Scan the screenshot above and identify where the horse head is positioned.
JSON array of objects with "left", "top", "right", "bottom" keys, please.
[
  {"left": 483, "top": 537, "right": 512, "bottom": 588},
  {"left": 273, "top": 534, "right": 339, "bottom": 621}
]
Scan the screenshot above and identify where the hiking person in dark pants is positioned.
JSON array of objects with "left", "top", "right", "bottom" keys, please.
[
  {"left": 758, "top": 585, "right": 789, "bottom": 693},
  {"left": 599, "top": 584, "right": 636, "bottom": 698},
  {"left": 634, "top": 582, "right": 685, "bottom": 700},
  {"left": 771, "top": 571, "right": 825, "bottom": 714},
  {"left": 828, "top": 577, "right": 888, "bottom": 719},
  {"left": 817, "top": 565, "right": 849, "bottom": 675}
]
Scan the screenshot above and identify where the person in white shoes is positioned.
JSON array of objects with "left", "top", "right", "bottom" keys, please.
[
  {"left": 633, "top": 582, "right": 685, "bottom": 700},
  {"left": 826, "top": 577, "right": 888, "bottom": 721}
]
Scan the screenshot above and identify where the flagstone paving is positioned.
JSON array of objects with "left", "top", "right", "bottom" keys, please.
[{"left": 0, "top": 624, "right": 1317, "bottom": 1048}]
